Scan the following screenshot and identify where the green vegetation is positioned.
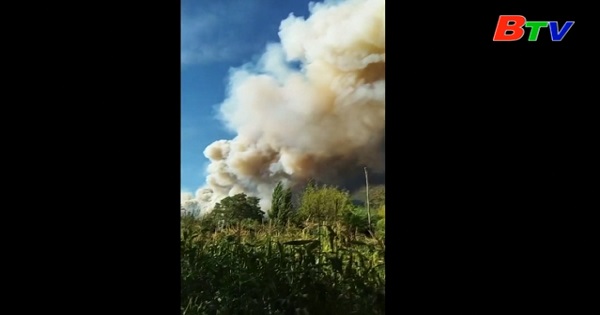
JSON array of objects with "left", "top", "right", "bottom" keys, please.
[
  {"left": 181, "top": 182, "right": 385, "bottom": 315},
  {"left": 269, "top": 181, "right": 293, "bottom": 226}
]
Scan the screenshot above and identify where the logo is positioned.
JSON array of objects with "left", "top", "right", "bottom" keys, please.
[{"left": 493, "top": 15, "right": 574, "bottom": 41}]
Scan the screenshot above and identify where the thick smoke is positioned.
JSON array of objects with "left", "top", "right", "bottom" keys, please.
[{"left": 184, "top": 0, "right": 385, "bottom": 215}]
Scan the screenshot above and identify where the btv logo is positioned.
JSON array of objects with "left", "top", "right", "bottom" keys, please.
[{"left": 493, "top": 15, "right": 574, "bottom": 41}]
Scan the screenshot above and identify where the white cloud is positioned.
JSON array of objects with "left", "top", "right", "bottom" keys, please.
[{"left": 181, "top": 191, "right": 194, "bottom": 203}]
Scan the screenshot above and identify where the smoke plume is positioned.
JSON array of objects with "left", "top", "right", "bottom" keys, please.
[{"left": 184, "top": 0, "right": 385, "bottom": 215}]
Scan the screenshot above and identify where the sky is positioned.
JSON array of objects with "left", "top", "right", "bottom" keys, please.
[{"left": 181, "top": 0, "right": 323, "bottom": 194}]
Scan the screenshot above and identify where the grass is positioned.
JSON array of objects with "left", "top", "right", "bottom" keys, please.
[{"left": 181, "top": 218, "right": 385, "bottom": 315}]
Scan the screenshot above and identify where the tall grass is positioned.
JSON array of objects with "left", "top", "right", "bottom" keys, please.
[{"left": 181, "top": 219, "right": 385, "bottom": 315}]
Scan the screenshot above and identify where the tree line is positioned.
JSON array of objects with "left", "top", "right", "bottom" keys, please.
[{"left": 187, "top": 180, "right": 386, "bottom": 240}]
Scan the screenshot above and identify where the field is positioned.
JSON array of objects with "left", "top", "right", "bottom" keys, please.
[{"left": 181, "top": 217, "right": 385, "bottom": 315}]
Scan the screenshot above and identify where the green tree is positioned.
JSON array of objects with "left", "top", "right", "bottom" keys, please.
[
  {"left": 369, "top": 185, "right": 385, "bottom": 211},
  {"left": 296, "top": 183, "right": 353, "bottom": 225},
  {"left": 343, "top": 205, "right": 371, "bottom": 233},
  {"left": 269, "top": 181, "right": 293, "bottom": 226},
  {"left": 212, "top": 193, "right": 265, "bottom": 227}
]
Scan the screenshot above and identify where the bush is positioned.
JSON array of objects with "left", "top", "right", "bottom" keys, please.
[{"left": 181, "top": 219, "right": 385, "bottom": 315}]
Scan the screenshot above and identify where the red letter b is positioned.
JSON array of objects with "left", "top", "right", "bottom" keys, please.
[{"left": 493, "top": 15, "right": 526, "bottom": 41}]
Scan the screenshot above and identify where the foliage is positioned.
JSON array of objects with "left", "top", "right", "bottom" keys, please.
[
  {"left": 343, "top": 205, "right": 371, "bottom": 233},
  {"left": 181, "top": 183, "right": 386, "bottom": 314},
  {"left": 269, "top": 181, "right": 293, "bottom": 226},
  {"left": 296, "top": 183, "right": 353, "bottom": 225},
  {"left": 373, "top": 205, "right": 385, "bottom": 239},
  {"left": 181, "top": 218, "right": 385, "bottom": 315},
  {"left": 377, "top": 204, "right": 385, "bottom": 219},
  {"left": 350, "top": 184, "right": 384, "bottom": 208},
  {"left": 368, "top": 185, "right": 385, "bottom": 211},
  {"left": 211, "top": 193, "right": 265, "bottom": 225}
]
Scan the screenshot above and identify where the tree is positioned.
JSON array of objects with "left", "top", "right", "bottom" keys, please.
[
  {"left": 211, "top": 193, "right": 265, "bottom": 227},
  {"left": 297, "top": 183, "right": 353, "bottom": 225},
  {"left": 369, "top": 185, "right": 385, "bottom": 211},
  {"left": 269, "top": 181, "right": 293, "bottom": 226},
  {"left": 343, "top": 205, "right": 371, "bottom": 235}
]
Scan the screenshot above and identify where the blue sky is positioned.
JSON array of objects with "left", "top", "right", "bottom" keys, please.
[{"left": 181, "top": 0, "right": 323, "bottom": 193}]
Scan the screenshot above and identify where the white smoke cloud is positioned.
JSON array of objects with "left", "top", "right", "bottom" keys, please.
[
  {"left": 181, "top": 192, "right": 193, "bottom": 203},
  {"left": 182, "top": 0, "right": 385, "bottom": 216}
]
